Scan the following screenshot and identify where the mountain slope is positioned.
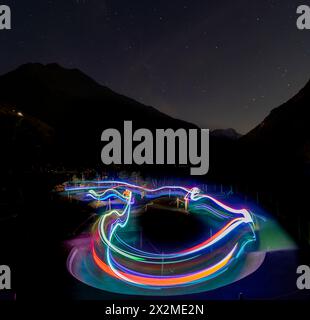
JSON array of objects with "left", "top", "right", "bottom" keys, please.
[
  {"left": 0, "top": 63, "right": 194, "bottom": 130},
  {"left": 243, "top": 80, "right": 310, "bottom": 145},
  {"left": 0, "top": 63, "right": 197, "bottom": 168},
  {"left": 211, "top": 128, "right": 242, "bottom": 140},
  {"left": 237, "top": 79, "right": 310, "bottom": 184}
]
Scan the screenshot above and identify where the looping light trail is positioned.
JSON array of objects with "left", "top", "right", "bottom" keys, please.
[{"left": 65, "top": 181, "right": 256, "bottom": 289}]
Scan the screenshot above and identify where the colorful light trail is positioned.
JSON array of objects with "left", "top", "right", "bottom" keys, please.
[{"left": 65, "top": 181, "right": 261, "bottom": 293}]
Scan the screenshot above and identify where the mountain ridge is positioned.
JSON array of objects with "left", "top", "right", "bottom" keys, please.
[
  {"left": 0, "top": 63, "right": 199, "bottom": 168},
  {"left": 243, "top": 79, "right": 310, "bottom": 143},
  {"left": 0, "top": 63, "right": 195, "bottom": 130}
]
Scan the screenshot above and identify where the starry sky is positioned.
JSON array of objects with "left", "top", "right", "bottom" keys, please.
[{"left": 0, "top": 0, "right": 309, "bottom": 133}]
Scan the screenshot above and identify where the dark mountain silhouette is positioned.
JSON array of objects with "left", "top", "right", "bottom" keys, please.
[
  {"left": 0, "top": 62, "right": 308, "bottom": 183},
  {"left": 0, "top": 63, "right": 198, "bottom": 168},
  {"left": 0, "top": 62, "right": 308, "bottom": 182},
  {"left": 0, "top": 63, "right": 195, "bottom": 130},
  {"left": 232, "top": 80, "right": 310, "bottom": 244},
  {"left": 211, "top": 128, "right": 242, "bottom": 140},
  {"left": 238, "top": 79, "right": 310, "bottom": 183},
  {"left": 244, "top": 80, "right": 310, "bottom": 143}
]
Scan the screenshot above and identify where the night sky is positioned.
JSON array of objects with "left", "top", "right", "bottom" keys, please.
[{"left": 0, "top": 0, "right": 309, "bottom": 133}]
